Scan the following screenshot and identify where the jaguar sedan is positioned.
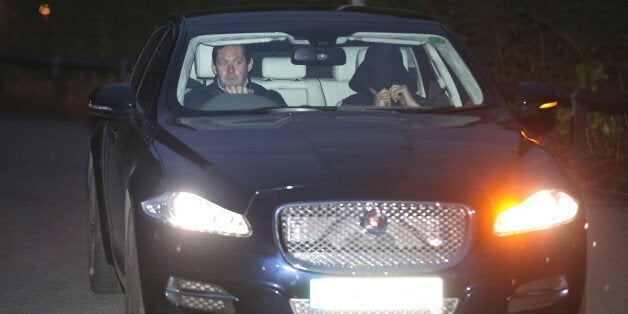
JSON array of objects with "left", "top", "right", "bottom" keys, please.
[{"left": 87, "top": 5, "right": 586, "bottom": 314}]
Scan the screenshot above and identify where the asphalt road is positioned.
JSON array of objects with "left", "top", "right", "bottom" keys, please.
[{"left": 0, "top": 114, "right": 626, "bottom": 313}]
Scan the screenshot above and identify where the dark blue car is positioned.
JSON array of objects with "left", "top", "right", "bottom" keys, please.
[{"left": 87, "top": 6, "right": 586, "bottom": 313}]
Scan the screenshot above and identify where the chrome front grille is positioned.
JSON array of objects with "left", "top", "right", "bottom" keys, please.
[
  {"left": 278, "top": 201, "right": 471, "bottom": 273},
  {"left": 289, "top": 298, "right": 460, "bottom": 314}
]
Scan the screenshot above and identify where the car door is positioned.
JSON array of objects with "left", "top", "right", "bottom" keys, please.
[{"left": 103, "top": 24, "right": 175, "bottom": 270}]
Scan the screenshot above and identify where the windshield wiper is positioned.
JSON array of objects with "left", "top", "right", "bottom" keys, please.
[
  {"left": 337, "top": 105, "right": 484, "bottom": 114},
  {"left": 423, "top": 105, "right": 488, "bottom": 114},
  {"left": 372, "top": 105, "right": 488, "bottom": 114},
  {"left": 248, "top": 106, "right": 336, "bottom": 114}
]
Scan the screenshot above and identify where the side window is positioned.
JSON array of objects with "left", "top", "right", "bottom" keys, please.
[
  {"left": 129, "top": 27, "right": 167, "bottom": 92},
  {"left": 136, "top": 27, "right": 175, "bottom": 111}
]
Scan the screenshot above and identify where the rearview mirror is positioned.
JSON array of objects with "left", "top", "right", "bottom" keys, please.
[{"left": 292, "top": 47, "right": 346, "bottom": 66}]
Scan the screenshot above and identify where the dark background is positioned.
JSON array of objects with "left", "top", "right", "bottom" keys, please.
[
  {"left": 1, "top": 0, "right": 625, "bottom": 91},
  {"left": 0, "top": 0, "right": 626, "bottom": 192},
  {"left": 0, "top": 2, "right": 626, "bottom": 312}
]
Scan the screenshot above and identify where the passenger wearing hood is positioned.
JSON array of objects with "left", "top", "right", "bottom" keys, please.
[{"left": 342, "top": 43, "right": 425, "bottom": 107}]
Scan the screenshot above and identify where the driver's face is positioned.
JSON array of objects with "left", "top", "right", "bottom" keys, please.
[{"left": 212, "top": 45, "right": 253, "bottom": 90}]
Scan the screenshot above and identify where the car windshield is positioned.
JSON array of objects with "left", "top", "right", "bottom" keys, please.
[{"left": 175, "top": 30, "right": 485, "bottom": 113}]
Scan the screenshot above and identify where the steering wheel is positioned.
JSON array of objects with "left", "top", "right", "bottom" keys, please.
[{"left": 199, "top": 93, "right": 281, "bottom": 111}]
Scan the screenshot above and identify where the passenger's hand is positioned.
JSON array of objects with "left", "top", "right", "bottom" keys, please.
[
  {"left": 225, "top": 85, "right": 254, "bottom": 94},
  {"left": 390, "top": 85, "right": 420, "bottom": 107},
  {"left": 369, "top": 87, "right": 391, "bottom": 106}
]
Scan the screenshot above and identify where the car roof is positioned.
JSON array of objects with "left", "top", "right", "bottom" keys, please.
[{"left": 175, "top": 5, "right": 440, "bottom": 27}]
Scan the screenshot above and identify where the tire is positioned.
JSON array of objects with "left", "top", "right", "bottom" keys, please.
[
  {"left": 88, "top": 153, "right": 123, "bottom": 294},
  {"left": 578, "top": 291, "right": 587, "bottom": 314},
  {"left": 124, "top": 190, "right": 145, "bottom": 314}
]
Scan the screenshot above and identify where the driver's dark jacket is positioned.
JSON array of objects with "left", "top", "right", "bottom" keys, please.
[{"left": 184, "top": 78, "right": 287, "bottom": 109}]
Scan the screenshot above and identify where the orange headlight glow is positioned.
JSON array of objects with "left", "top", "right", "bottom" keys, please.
[
  {"left": 520, "top": 130, "right": 540, "bottom": 145},
  {"left": 539, "top": 101, "right": 558, "bottom": 109},
  {"left": 494, "top": 189, "right": 578, "bottom": 236}
]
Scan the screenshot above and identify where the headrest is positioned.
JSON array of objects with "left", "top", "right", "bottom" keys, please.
[
  {"left": 356, "top": 47, "right": 409, "bottom": 70},
  {"left": 332, "top": 46, "right": 363, "bottom": 81},
  {"left": 195, "top": 44, "right": 215, "bottom": 79},
  {"left": 262, "top": 57, "right": 306, "bottom": 79}
]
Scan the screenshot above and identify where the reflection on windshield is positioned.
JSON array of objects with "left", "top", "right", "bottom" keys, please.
[{"left": 177, "top": 32, "right": 484, "bottom": 113}]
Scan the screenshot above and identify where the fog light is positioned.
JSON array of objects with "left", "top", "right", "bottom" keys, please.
[
  {"left": 507, "top": 276, "right": 569, "bottom": 313},
  {"left": 165, "top": 276, "right": 237, "bottom": 313}
]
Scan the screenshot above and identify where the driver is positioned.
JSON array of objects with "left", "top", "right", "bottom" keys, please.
[{"left": 187, "top": 44, "right": 287, "bottom": 107}]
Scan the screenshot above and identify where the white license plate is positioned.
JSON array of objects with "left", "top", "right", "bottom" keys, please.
[{"left": 309, "top": 277, "right": 443, "bottom": 311}]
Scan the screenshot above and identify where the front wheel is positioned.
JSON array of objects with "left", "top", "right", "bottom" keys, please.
[
  {"left": 124, "top": 190, "right": 145, "bottom": 313},
  {"left": 578, "top": 289, "right": 587, "bottom": 314},
  {"left": 87, "top": 153, "right": 122, "bottom": 294}
]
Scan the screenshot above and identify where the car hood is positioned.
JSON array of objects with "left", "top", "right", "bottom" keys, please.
[{"left": 157, "top": 111, "right": 562, "bottom": 207}]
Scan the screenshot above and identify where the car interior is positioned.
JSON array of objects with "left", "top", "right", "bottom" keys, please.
[{"left": 177, "top": 32, "right": 484, "bottom": 110}]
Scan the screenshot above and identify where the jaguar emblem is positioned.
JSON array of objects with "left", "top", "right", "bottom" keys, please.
[{"left": 361, "top": 210, "right": 388, "bottom": 234}]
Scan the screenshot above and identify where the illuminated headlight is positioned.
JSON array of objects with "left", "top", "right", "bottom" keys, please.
[
  {"left": 141, "top": 192, "right": 251, "bottom": 237},
  {"left": 494, "top": 189, "right": 578, "bottom": 236}
]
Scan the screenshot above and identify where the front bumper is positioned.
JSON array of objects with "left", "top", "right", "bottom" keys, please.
[{"left": 133, "top": 204, "right": 586, "bottom": 314}]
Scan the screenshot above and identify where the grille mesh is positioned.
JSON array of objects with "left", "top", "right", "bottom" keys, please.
[
  {"left": 175, "top": 295, "right": 229, "bottom": 312},
  {"left": 279, "top": 201, "right": 470, "bottom": 272},
  {"left": 289, "top": 298, "right": 459, "bottom": 314},
  {"left": 174, "top": 278, "right": 228, "bottom": 294},
  {"left": 165, "top": 277, "right": 235, "bottom": 313}
]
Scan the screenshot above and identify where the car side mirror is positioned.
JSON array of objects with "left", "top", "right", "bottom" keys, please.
[
  {"left": 511, "top": 81, "right": 557, "bottom": 118},
  {"left": 510, "top": 81, "right": 557, "bottom": 134},
  {"left": 88, "top": 83, "right": 138, "bottom": 120}
]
